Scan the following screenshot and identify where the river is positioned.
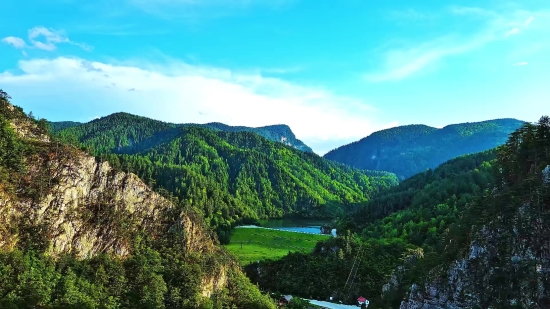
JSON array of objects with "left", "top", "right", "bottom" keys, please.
[{"left": 254, "top": 218, "right": 336, "bottom": 235}]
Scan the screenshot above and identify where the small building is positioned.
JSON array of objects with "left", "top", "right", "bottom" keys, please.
[
  {"left": 279, "top": 295, "right": 293, "bottom": 306},
  {"left": 357, "top": 296, "right": 370, "bottom": 307}
]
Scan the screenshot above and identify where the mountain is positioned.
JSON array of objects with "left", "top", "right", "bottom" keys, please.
[
  {"left": 48, "top": 120, "right": 82, "bottom": 132},
  {"left": 188, "top": 122, "right": 313, "bottom": 152},
  {"left": 50, "top": 112, "right": 312, "bottom": 153},
  {"left": 323, "top": 119, "right": 525, "bottom": 179},
  {"left": 52, "top": 112, "right": 398, "bottom": 243},
  {"left": 246, "top": 149, "right": 497, "bottom": 305},
  {"left": 248, "top": 117, "right": 550, "bottom": 308},
  {"left": 400, "top": 117, "right": 550, "bottom": 309},
  {"left": 0, "top": 91, "right": 275, "bottom": 308}
]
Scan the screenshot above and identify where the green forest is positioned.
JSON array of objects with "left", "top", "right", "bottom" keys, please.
[
  {"left": 50, "top": 112, "right": 312, "bottom": 154},
  {"left": 246, "top": 116, "right": 550, "bottom": 308},
  {"left": 2, "top": 86, "right": 549, "bottom": 309},
  {"left": 52, "top": 116, "right": 398, "bottom": 243},
  {"left": 0, "top": 90, "right": 277, "bottom": 309},
  {"left": 324, "top": 119, "right": 524, "bottom": 179},
  {"left": 245, "top": 149, "right": 497, "bottom": 307}
]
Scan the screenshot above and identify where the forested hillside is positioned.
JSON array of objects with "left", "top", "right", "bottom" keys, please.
[
  {"left": 324, "top": 119, "right": 524, "bottom": 179},
  {"left": 0, "top": 90, "right": 276, "bottom": 309},
  {"left": 248, "top": 117, "right": 550, "bottom": 308},
  {"left": 400, "top": 116, "right": 550, "bottom": 308},
  {"left": 189, "top": 122, "right": 313, "bottom": 152},
  {"left": 49, "top": 110, "right": 398, "bottom": 243},
  {"left": 47, "top": 120, "right": 82, "bottom": 132},
  {"left": 101, "top": 127, "right": 398, "bottom": 242},
  {"left": 342, "top": 149, "right": 497, "bottom": 245},
  {"left": 247, "top": 148, "right": 497, "bottom": 306},
  {"left": 51, "top": 112, "right": 312, "bottom": 154}
]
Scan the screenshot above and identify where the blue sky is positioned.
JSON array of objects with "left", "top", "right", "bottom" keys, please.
[{"left": 1, "top": 0, "right": 549, "bottom": 154}]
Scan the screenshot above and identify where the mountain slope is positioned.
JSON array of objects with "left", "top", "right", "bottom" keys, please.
[
  {"left": 50, "top": 111, "right": 398, "bottom": 242},
  {"left": 48, "top": 120, "right": 82, "bottom": 132},
  {"left": 342, "top": 149, "right": 497, "bottom": 245},
  {"left": 0, "top": 90, "right": 275, "bottom": 308},
  {"left": 252, "top": 117, "right": 550, "bottom": 308},
  {"left": 399, "top": 117, "right": 550, "bottom": 308},
  {"left": 247, "top": 149, "right": 498, "bottom": 305},
  {"left": 189, "top": 122, "right": 313, "bottom": 152},
  {"left": 101, "top": 126, "right": 398, "bottom": 242},
  {"left": 52, "top": 113, "right": 180, "bottom": 154},
  {"left": 51, "top": 112, "right": 312, "bottom": 153},
  {"left": 324, "top": 119, "right": 524, "bottom": 179}
]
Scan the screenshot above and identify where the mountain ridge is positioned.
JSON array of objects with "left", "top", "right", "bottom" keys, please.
[
  {"left": 50, "top": 112, "right": 313, "bottom": 153},
  {"left": 50, "top": 110, "right": 398, "bottom": 243},
  {"left": 324, "top": 118, "right": 525, "bottom": 179}
]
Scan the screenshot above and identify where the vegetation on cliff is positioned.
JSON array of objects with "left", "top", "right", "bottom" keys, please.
[
  {"left": 248, "top": 118, "right": 549, "bottom": 307},
  {"left": 0, "top": 90, "right": 276, "bottom": 309}
]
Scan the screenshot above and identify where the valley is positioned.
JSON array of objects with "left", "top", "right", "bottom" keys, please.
[
  {"left": 225, "top": 226, "right": 330, "bottom": 265},
  {"left": 3, "top": 0, "right": 549, "bottom": 306},
  {"left": 1, "top": 89, "right": 549, "bottom": 309},
  {"left": 49, "top": 112, "right": 399, "bottom": 244}
]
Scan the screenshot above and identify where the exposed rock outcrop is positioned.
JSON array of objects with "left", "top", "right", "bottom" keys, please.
[
  {"left": 400, "top": 201, "right": 550, "bottom": 308},
  {"left": 0, "top": 102, "right": 228, "bottom": 297}
]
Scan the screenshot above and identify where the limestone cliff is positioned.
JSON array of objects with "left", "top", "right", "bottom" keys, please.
[
  {"left": 0, "top": 101, "right": 229, "bottom": 298},
  {"left": 398, "top": 159, "right": 550, "bottom": 309},
  {"left": 392, "top": 117, "right": 550, "bottom": 309}
]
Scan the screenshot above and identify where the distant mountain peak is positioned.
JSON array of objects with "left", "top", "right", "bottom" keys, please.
[
  {"left": 324, "top": 118, "right": 525, "bottom": 179},
  {"left": 51, "top": 112, "right": 313, "bottom": 153}
]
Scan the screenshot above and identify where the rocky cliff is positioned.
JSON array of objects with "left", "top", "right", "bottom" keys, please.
[
  {"left": 400, "top": 211, "right": 550, "bottom": 308},
  {"left": 0, "top": 100, "right": 231, "bottom": 299},
  {"left": 397, "top": 119, "right": 550, "bottom": 309}
]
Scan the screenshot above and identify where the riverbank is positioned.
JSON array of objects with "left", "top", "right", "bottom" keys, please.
[{"left": 307, "top": 299, "right": 364, "bottom": 309}]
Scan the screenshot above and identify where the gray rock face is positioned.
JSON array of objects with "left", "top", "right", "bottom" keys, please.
[
  {"left": 0, "top": 110, "right": 229, "bottom": 297},
  {"left": 0, "top": 149, "right": 177, "bottom": 258},
  {"left": 399, "top": 205, "right": 550, "bottom": 309},
  {"left": 543, "top": 165, "right": 550, "bottom": 184}
]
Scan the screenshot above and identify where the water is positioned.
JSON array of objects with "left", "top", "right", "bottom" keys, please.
[{"left": 256, "top": 218, "right": 335, "bottom": 235}]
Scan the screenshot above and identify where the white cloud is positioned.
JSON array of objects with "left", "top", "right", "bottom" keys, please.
[
  {"left": 513, "top": 61, "right": 528, "bottom": 66},
  {"left": 2, "top": 27, "right": 91, "bottom": 52},
  {"left": 1, "top": 36, "right": 27, "bottom": 49},
  {"left": 505, "top": 27, "right": 521, "bottom": 37},
  {"left": 364, "top": 33, "right": 492, "bottom": 82},
  {"left": 365, "top": 7, "right": 546, "bottom": 82},
  {"left": 28, "top": 27, "right": 69, "bottom": 51},
  {"left": 0, "top": 57, "right": 391, "bottom": 155}
]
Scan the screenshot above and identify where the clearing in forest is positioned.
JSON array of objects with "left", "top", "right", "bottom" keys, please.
[{"left": 225, "top": 227, "right": 330, "bottom": 265}]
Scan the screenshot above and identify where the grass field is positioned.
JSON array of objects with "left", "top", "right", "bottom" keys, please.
[{"left": 225, "top": 227, "right": 330, "bottom": 265}]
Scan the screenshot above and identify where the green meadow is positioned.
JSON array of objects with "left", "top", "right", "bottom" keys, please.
[{"left": 225, "top": 228, "right": 330, "bottom": 265}]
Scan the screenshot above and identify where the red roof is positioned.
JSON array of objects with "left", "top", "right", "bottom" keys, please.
[{"left": 357, "top": 297, "right": 367, "bottom": 302}]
